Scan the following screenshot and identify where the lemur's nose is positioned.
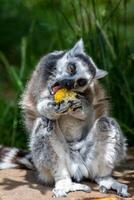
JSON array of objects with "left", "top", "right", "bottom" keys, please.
[{"left": 60, "top": 79, "right": 74, "bottom": 89}]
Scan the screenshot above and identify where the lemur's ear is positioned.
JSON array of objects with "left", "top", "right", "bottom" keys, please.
[
  {"left": 89, "top": 56, "right": 108, "bottom": 79},
  {"left": 95, "top": 69, "right": 108, "bottom": 79},
  {"left": 69, "top": 38, "right": 84, "bottom": 57}
]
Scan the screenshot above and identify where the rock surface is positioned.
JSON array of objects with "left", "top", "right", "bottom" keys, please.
[{"left": 0, "top": 148, "right": 134, "bottom": 200}]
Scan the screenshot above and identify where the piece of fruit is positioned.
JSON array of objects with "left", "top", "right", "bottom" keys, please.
[{"left": 54, "top": 88, "right": 77, "bottom": 103}]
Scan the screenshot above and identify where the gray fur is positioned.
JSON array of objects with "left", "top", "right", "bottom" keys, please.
[
  {"left": 1, "top": 40, "right": 127, "bottom": 198},
  {"left": 27, "top": 40, "right": 128, "bottom": 198}
]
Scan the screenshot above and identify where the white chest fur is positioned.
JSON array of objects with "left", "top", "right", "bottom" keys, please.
[
  {"left": 59, "top": 115, "right": 85, "bottom": 142},
  {"left": 50, "top": 117, "right": 112, "bottom": 182}
]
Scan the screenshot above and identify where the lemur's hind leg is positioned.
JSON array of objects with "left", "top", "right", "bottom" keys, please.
[
  {"left": 30, "top": 117, "right": 91, "bottom": 198},
  {"left": 92, "top": 116, "right": 128, "bottom": 197}
]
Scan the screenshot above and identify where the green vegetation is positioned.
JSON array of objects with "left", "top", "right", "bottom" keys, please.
[{"left": 0, "top": 0, "right": 133, "bottom": 148}]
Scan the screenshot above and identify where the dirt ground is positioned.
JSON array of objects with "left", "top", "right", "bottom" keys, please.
[{"left": 0, "top": 148, "right": 134, "bottom": 200}]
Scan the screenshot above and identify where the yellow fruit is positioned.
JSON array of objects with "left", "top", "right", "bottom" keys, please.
[{"left": 54, "top": 88, "right": 77, "bottom": 103}]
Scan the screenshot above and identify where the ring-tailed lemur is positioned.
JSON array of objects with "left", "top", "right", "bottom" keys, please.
[{"left": 0, "top": 39, "right": 128, "bottom": 198}]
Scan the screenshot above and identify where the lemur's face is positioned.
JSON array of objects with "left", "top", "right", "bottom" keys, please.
[{"left": 49, "top": 39, "right": 107, "bottom": 94}]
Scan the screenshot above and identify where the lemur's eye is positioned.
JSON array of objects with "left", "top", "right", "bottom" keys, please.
[
  {"left": 67, "top": 64, "right": 76, "bottom": 75},
  {"left": 77, "top": 78, "right": 87, "bottom": 87}
]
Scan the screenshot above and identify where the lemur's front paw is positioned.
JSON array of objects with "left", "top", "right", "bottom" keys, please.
[
  {"left": 47, "top": 97, "right": 82, "bottom": 115},
  {"left": 47, "top": 100, "right": 71, "bottom": 115},
  {"left": 54, "top": 100, "right": 71, "bottom": 114},
  {"left": 54, "top": 99, "right": 82, "bottom": 114},
  {"left": 52, "top": 181, "right": 91, "bottom": 197},
  {"left": 69, "top": 98, "right": 82, "bottom": 111}
]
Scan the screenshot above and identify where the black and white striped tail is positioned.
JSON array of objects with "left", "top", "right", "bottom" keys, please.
[{"left": 0, "top": 145, "right": 34, "bottom": 170}]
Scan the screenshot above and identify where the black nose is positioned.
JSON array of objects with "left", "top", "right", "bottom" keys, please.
[{"left": 60, "top": 79, "right": 74, "bottom": 89}]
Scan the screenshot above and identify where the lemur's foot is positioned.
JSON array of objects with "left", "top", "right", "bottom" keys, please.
[
  {"left": 96, "top": 177, "right": 129, "bottom": 197},
  {"left": 52, "top": 180, "right": 91, "bottom": 198},
  {"left": 111, "top": 182, "right": 128, "bottom": 197}
]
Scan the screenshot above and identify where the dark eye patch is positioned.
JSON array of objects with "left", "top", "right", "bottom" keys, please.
[
  {"left": 77, "top": 78, "right": 87, "bottom": 87},
  {"left": 39, "top": 51, "right": 66, "bottom": 82},
  {"left": 75, "top": 54, "right": 96, "bottom": 78}
]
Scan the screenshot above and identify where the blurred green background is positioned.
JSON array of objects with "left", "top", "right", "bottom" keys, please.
[{"left": 0, "top": 0, "right": 133, "bottom": 148}]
